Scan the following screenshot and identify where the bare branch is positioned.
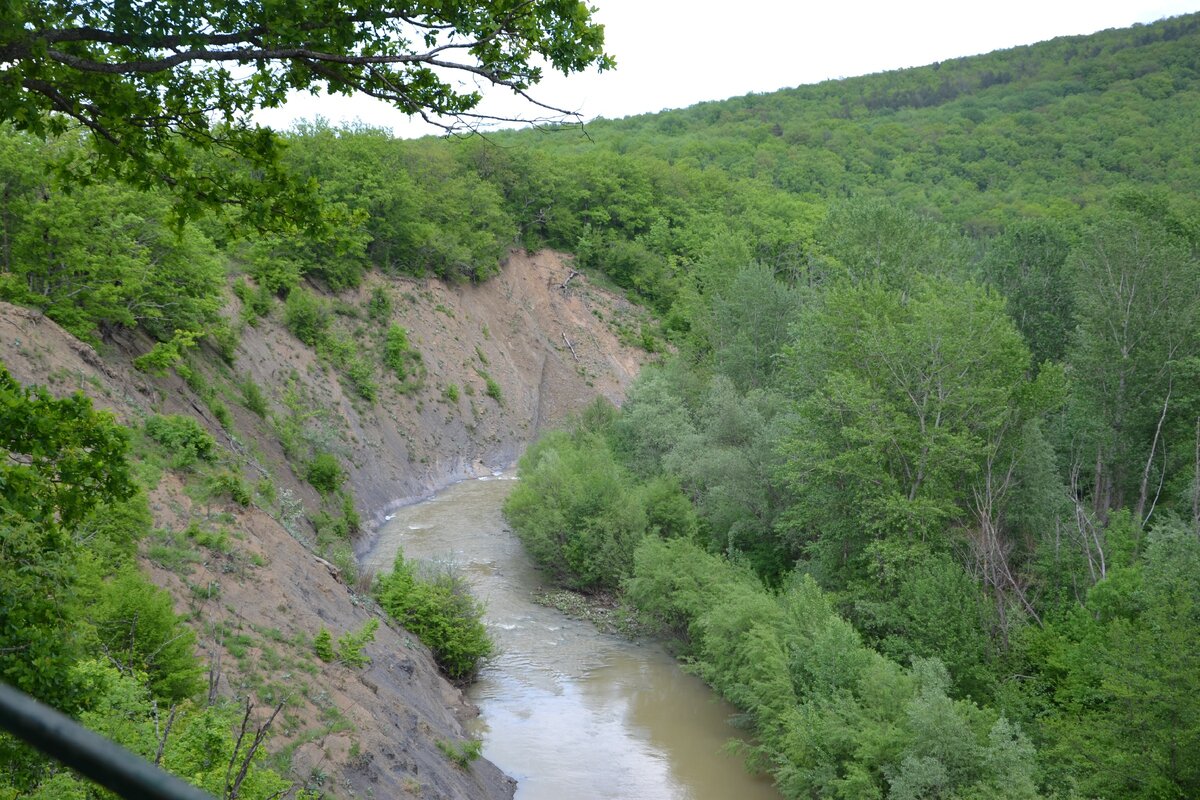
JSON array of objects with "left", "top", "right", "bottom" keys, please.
[
  {"left": 154, "top": 705, "right": 178, "bottom": 766},
  {"left": 227, "top": 699, "right": 287, "bottom": 800}
]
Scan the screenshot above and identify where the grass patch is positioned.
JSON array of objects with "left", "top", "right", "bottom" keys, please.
[{"left": 437, "top": 738, "right": 483, "bottom": 769}]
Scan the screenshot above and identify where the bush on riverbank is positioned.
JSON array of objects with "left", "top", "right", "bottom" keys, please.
[
  {"left": 502, "top": 403, "right": 698, "bottom": 593},
  {"left": 376, "top": 553, "right": 493, "bottom": 682},
  {"left": 627, "top": 537, "right": 1041, "bottom": 800},
  {"left": 503, "top": 429, "right": 646, "bottom": 591}
]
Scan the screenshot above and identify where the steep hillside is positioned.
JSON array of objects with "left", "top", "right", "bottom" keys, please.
[
  {"left": 220, "top": 249, "right": 647, "bottom": 529},
  {"left": 0, "top": 250, "right": 650, "bottom": 799}
]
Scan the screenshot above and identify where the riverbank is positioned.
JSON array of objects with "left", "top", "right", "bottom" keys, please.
[
  {"left": 366, "top": 476, "right": 783, "bottom": 800},
  {"left": 531, "top": 588, "right": 648, "bottom": 637}
]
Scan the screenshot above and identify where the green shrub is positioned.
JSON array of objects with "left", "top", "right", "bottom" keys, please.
[
  {"left": 209, "top": 399, "right": 232, "bottom": 429},
  {"left": 437, "top": 738, "right": 483, "bottom": 769},
  {"left": 640, "top": 476, "right": 699, "bottom": 540},
  {"left": 178, "top": 362, "right": 205, "bottom": 395},
  {"left": 313, "top": 628, "right": 335, "bottom": 662},
  {"left": 445, "top": 384, "right": 460, "bottom": 403},
  {"left": 376, "top": 554, "right": 493, "bottom": 682},
  {"left": 335, "top": 618, "right": 378, "bottom": 668},
  {"left": 345, "top": 357, "right": 377, "bottom": 401},
  {"left": 320, "top": 333, "right": 355, "bottom": 364},
  {"left": 368, "top": 286, "right": 392, "bottom": 321},
  {"left": 210, "top": 320, "right": 241, "bottom": 365},
  {"left": 340, "top": 493, "right": 361, "bottom": 536},
  {"left": 503, "top": 431, "right": 646, "bottom": 591},
  {"left": 184, "top": 520, "right": 230, "bottom": 553},
  {"left": 132, "top": 330, "right": 200, "bottom": 376},
  {"left": 284, "top": 288, "right": 330, "bottom": 347},
  {"left": 231, "top": 277, "right": 251, "bottom": 304},
  {"left": 239, "top": 379, "right": 268, "bottom": 417},
  {"left": 329, "top": 541, "right": 359, "bottom": 586},
  {"left": 206, "top": 470, "right": 252, "bottom": 506},
  {"left": 144, "top": 414, "right": 217, "bottom": 468},
  {"left": 383, "top": 323, "right": 421, "bottom": 383},
  {"left": 304, "top": 453, "right": 344, "bottom": 494},
  {"left": 255, "top": 477, "right": 277, "bottom": 506},
  {"left": 313, "top": 502, "right": 358, "bottom": 542},
  {"left": 482, "top": 373, "right": 502, "bottom": 404},
  {"left": 233, "top": 277, "right": 274, "bottom": 321}
]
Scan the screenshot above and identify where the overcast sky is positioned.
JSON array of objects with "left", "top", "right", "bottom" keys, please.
[{"left": 255, "top": 1, "right": 1199, "bottom": 137}]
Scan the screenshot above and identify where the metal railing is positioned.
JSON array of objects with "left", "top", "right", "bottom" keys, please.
[{"left": 0, "top": 682, "right": 216, "bottom": 800}]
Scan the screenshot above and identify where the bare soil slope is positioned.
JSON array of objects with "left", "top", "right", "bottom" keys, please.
[{"left": 0, "top": 250, "right": 651, "bottom": 799}]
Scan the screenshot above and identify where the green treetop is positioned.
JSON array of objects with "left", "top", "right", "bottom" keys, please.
[{"left": 0, "top": 0, "right": 612, "bottom": 217}]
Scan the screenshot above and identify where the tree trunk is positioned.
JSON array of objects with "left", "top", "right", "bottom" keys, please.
[{"left": 1136, "top": 384, "right": 1171, "bottom": 526}]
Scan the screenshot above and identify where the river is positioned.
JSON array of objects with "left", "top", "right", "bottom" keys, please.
[{"left": 362, "top": 475, "right": 781, "bottom": 800}]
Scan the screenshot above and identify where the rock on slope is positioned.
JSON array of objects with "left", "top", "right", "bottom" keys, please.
[{"left": 0, "top": 250, "right": 651, "bottom": 799}]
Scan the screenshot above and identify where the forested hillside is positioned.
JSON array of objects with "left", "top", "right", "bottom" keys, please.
[
  {"left": 499, "top": 12, "right": 1200, "bottom": 227},
  {"left": 495, "top": 12, "right": 1200, "bottom": 800},
  {"left": 2, "top": 7, "right": 1199, "bottom": 800}
]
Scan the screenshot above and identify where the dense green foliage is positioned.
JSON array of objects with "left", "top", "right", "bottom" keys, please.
[
  {"left": 303, "top": 452, "right": 345, "bottom": 495},
  {"left": 498, "top": 18, "right": 1200, "bottom": 795},
  {"left": 376, "top": 554, "right": 493, "bottom": 682},
  {"left": 505, "top": 428, "right": 645, "bottom": 591},
  {"left": 628, "top": 537, "right": 1040, "bottom": 799},
  {"left": 143, "top": 414, "right": 218, "bottom": 469},
  {"left": 493, "top": 15, "right": 1200, "bottom": 228},
  {"left": 504, "top": 401, "right": 698, "bottom": 591},
  {"left": 509, "top": 190, "right": 1200, "bottom": 794},
  {"left": 0, "top": 363, "right": 289, "bottom": 797},
  {"left": 1, "top": 0, "right": 610, "bottom": 224},
  {"left": 0, "top": 135, "right": 223, "bottom": 351}
]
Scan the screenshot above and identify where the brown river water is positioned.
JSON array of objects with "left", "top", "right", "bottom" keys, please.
[{"left": 362, "top": 475, "right": 782, "bottom": 800}]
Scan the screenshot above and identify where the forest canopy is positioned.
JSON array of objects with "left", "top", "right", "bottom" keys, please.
[{"left": 0, "top": 0, "right": 612, "bottom": 219}]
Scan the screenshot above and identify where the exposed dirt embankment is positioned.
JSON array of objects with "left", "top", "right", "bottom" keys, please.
[
  {"left": 0, "top": 251, "right": 651, "bottom": 799},
  {"left": 231, "top": 249, "right": 647, "bottom": 530}
]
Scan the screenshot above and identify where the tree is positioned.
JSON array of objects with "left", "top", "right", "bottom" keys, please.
[
  {"left": 815, "top": 198, "right": 973, "bottom": 289},
  {"left": 661, "top": 377, "right": 792, "bottom": 580},
  {"left": 0, "top": 155, "right": 224, "bottom": 344},
  {"left": 1037, "top": 520, "right": 1200, "bottom": 798},
  {"left": 503, "top": 429, "right": 648, "bottom": 591},
  {"left": 1066, "top": 211, "right": 1200, "bottom": 525},
  {"left": 0, "top": 0, "right": 612, "bottom": 216},
  {"left": 87, "top": 569, "right": 203, "bottom": 702},
  {"left": 0, "top": 362, "right": 133, "bottom": 530},
  {"left": 980, "top": 219, "right": 1075, "bottom": 365},
  {"left": 707, "top": 264, "right": 804, "bottom": 391},
  {"left": 777, "top": 276, "right": 1063, "bottom": 614},
  {"left": 0, "top": 360, "right": 134, "bottom": 708},
  {"left": 376, "top": 554, "right": 492, "bottom": 681}
]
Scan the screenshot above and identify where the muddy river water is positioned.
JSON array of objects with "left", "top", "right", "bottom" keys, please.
[{"left": 363, "top": 475, "right": 781, "bottom": 800}]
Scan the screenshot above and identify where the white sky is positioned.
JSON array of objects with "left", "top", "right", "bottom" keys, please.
[{"left": 254, "top": 1, "right": 1199, "bottom": 137}]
